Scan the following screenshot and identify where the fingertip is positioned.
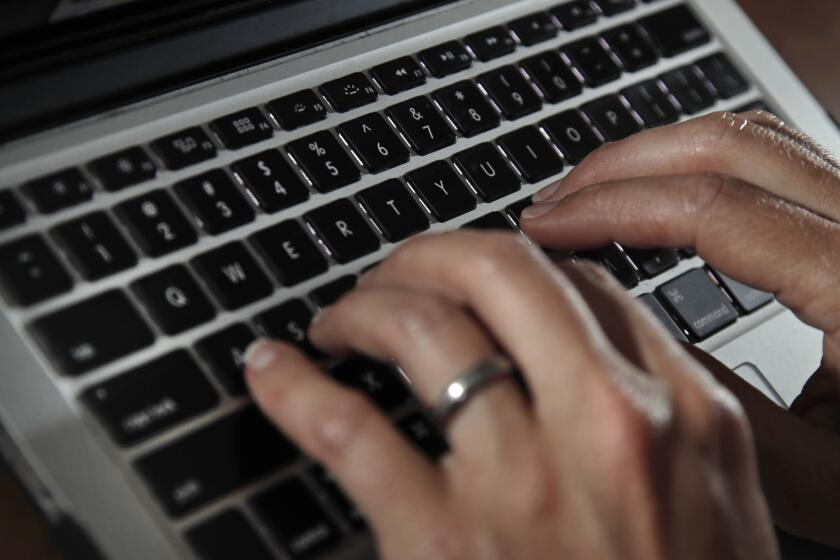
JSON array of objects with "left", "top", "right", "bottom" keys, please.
[
  {"left": 244, "top": 338, "right": 282, "bottom": 374},
  {"left": 520, "top": 201, "right": 559, "bottom": 221}
]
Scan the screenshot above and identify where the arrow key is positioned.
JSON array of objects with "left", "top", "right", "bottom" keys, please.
[{"left": 370, "top": 56, "right": 426, "bottom": 95}]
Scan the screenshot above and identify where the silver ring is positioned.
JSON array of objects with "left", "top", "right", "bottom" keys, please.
[{"left": 435, "top": 355, "right": 514, "bottom": 429}]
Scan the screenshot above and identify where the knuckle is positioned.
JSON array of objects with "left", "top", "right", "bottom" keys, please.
[
  {"left": 691, "top": 383, "right": 752, "bottom": 454},
  {"left": 453, "top": 233, "right": 534, "bottom": 279},
  {"left": 390, "top": 294, "right": 457, "bottom": 340},
  {"left": 310, "top": 390, "right": 377, "bottom": 461}
]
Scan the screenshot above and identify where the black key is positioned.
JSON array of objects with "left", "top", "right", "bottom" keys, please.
[
  {"left": 174, "top": 170, "right": 255, "bottom": 235},
  {"left": 506, "top": 196, "right": 534, "bottom": 225},
  {"left": 592, "top": 0, "right": 635, "bottom": 16},
  {"left": 0, "top": 190, "right": 25, "bottom": 230},
  {"left": 195, "top": 324, "right": 256, "bottom": 396},
  {"left": 131, "top": 265, "right": 216, "bottom": 335},
  {"left": 464, "top": 26, "right": 517, "bottom": 62},
  {"left": 21, "top": 168, "right": 93, "bottom": 214},
  {"left": 520, "top": 50, "right": 582, "bottom": 103},
  {"left": 577, "top": 245, "right": 640, "bottom": 289},
  {"left": 637, "top": 293, "right": 689, "bottom": 342},
  {"left": 82, "top": 351, "right": 219, "bottom": 447},
  {"left": 735, "top": 100, "right": 773, "bottom": 114},
  {"left": 30, "top": 290, "right": 154, "bottom": 376},
  {"left": 541, "top": 109, "right": 603, "bottom": 164},
  {"left": 308, "top": 466, "right": 366, "bottom": 531},
  {"left": 697, "top": 53, "right": 749, "bottom": 99},
  {"left": 621, "top": 80, "right": 680, "bottom": 127},
  {"left": 267, "top": 90, "right": 328, "bottom": 131},
  {"left": 453, "top": 143, "right": 520, "bottom": 201},
  {"left": 320, "top": 73, "right": 378, "bottom": 113},
  {"left": 250, "top": 220, "right": 328, "bottom": 286},
  {"left": 251, "top": 478, "right": 341, "bottom": 559},
  {"left": 507, "top": 12, "right": 557, "bottom": 46},
  {"left": 186, "top": 510, "right": 274, "bottom": 560},
  {"left": 331, "top": 359, "right": 410, "bottom": 412},
  {"left": 114, "top": 190, "right": 197, "bottom": 257},
  {"left": 210, "top": 107, "right": 274, "bottom": 150},
  {"left": 151, "top": 127, "right": 217, "bottom": 170},
  {"left": 498, "top": 126, "right": 564, "bottom": 183},
  {"left": 582, "top": 94, "right": 642, "bottom": 141},
  {"left": 191, "top": 242, "right": 273, "bottom": 310},
  {"left": 433, "top": 81, "right": 500, "bottom": 137},
  {"left": 0, "top": 235, "right": 72, "bottom": 306},
  {"left": 89, "top": 147, "right": 157, "bottom": 191},
  {"left": 254, "top": 299, "right": 321, "bottom": 358},
  {"left": 464, "top": 212, "right": 515, "bottom": 231},
  {"left": 287, "top": 131, "right": 360, "bottom": 193},
  {"left": 550, "top": 1, "right": 598, "bottom": 30},
  {"left": 51, "top": 212, "right": 137, "bottom": 281},
  {"left": 136, "top": 406, "right": 299, "bottom": 517},
  {"left": 232, "top": 150, "right": 309, "bottom": 213},
  {"left": 386, "top": 96, "right": 455, "bottom": 155},
  {"left": 337, "top": 113, "right": 410, "bottom": 173},
  {"left": 641, "top": 5, "right": 710, "bottom": 57},
  {"left": 564, "top": 37, "right": 622, "bottom": 87},
  {"left": 713, "top": 272, "right": 774, "bottom": 313},
  {"left": 602, "top": 24, "right": 658, "bottom": 72},
  {"left": 357, "top": 179, "right": 430, "bottom": 242},
  {"left": 398, "top": 412, "right": 449, "bottom": 461},
  {"left": 370, "top": 56, "right": 426, "bottom": 95},
  {"left": 623, "top": 247, "right": 679, "bottom": 278},
  {"left": 478, "top": 66, "right": 542, "bottom": 120},
  {"left": 417, "top": 41, "right": 473, "bottom": 78},
  {"left": 305, "top": 200, "right": 381, "bottom": 264},
  {"left": 310, "top": 275, "right": 357, "bottom": 309},
  {"left": 405, "top": 161, "right": 476, "bottom": 221},
  {"left": 661, "top": 65, "right": 717, "bottom": 114},
  {"left": 657, "top": 269, "right": 738, "bottom": 340}
]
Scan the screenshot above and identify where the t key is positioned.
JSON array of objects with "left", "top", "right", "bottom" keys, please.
[
  {"left": 287, "top": 131, "right": 360, "bottom": 193},
  {"left": 433, "top": 81, "right": 500, "bottom": 137},
  {"left": 386, "top": 96, "right": 455, "bottom": 155},
  {"left": 338, "top": 113, "right": 410, "bottom": 173}
]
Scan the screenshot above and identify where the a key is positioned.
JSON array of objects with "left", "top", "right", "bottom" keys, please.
[
  {"left": 0, "top": 235, "right": 73, "bottom": 306},
  {"left": 386, "top": 96, "right": 456, "bottom": 155},
  {"left": 186, "top": 510, "right": 274, "bottom": 560},
  {"left": 463, "top": 212, "right": 515, "bottom": 231},
  {"left": 577, "top": 245, "right": 640, "bottom": 289},
  {"left": 51, "top": 212, "right": 137, "bottom": 281},
  {"left": 550, "top": 1, "right": 598, "bottom": 30},
  {"left": 417, "top": 41, "right": 473, "bottom": 78},
  {"left": 337, "top": 113, "right": 410, "bottom": 173},
  {"left": 286, "top": 131, "right": 360, "bottom": 193},
  {"left": 89, "top": 147, "right": 157, "bottom": 191},
  {"left": 29, "top": 290, "right": 154, "bottom": 376},
  {"left": 254, "top": 299, "right": 321, "bottom": 358},
  {"left": 507, "top": 12, "right": 557, "bottom": 46},
  {"left": 131, "top": 265, "right": 216, "bottom": 335},
  {"left": 464, "top": 26, "right": 517, "bottom": 62},
  {"left": 210, "top": 107, "right": 274, "bottom": 150},
  {"left": 506, "top": 196, "right": 534, "bottom": 225},
  {"left": 114, "top": 190, "right": 197, "bottom": 257},
  {"left": 405, "top": 161, "right": 476, "bottom": 221},
  {"left": 305, "top": 200, "right": 381, "bottom": 264},
  {"left": 433, "top": 81, "right": 500, "bottom": 137},
  {"left": 602, "top": 24, "right": 658, "bottom": 72},
  {"left": 582, "top": 94, "right": 642, "bottom": 141},
  {"left": 191, "top": 242, "right": 273, "bottom": 310},
  {"left": 478, "top": 66, "right": 542, "bottom": 120},
  {"left": 453, "top": 143, "right": 520, "bottom": 201},
  {"left": 357, "top": 179, "right": 429, "bottom": 242},
  {"left": 541, "top": 109, "right": 603, "bottom": 164},
  {"left": 250, "top": 220, "right": 328, "bottom": 286},
  {"left": 712, "top": 271, "right": 774, "bottom": 313},
  {"left": 320, "top": 73, "right": 378, "bottom": 112},
  {"left": 637, "top": 294, "right": 689, "bottom": 342},
  {"left": 657, "top": 269, "right": 739, "bottom": 340},
  {"left": 195, "top": 323, "right": 256, "bottom": 396},
  {"left": 174, "top": 170, "right": 255, "bottom": 235},
  {"left": 310, "top": 275, "right": 357, "bottom": 309},
  {"left": 398, "top": 412, "right": 449, "bottom": 461},
  {"left": 21, "top": 168, "right": 93, "bottom": 214},
  {"left": 370, "top": 56, "right": 427, "bottom": 95},
  {"left": 82, "top": 351, "right": 219, "bottom": 447},
  {"left": 623, "top": 247, "right": 680, "bottom": 278},
  {"left": 641, "top": 5, "right": 710, "bottom": 57},
  {"left": 564, "top": 37, "right": 622, "bottom": 87},
  {"left": 331, "top": 359, "right": 410, "bottom": 411},
  {"left": 697, "top": 53, "right": 749, "bottom": 99},
  {"left": 0, "top": 190, "right": 25, "bottom": 230},
  {"left": 136, "top": 406, "right": 299, "bottom": 517},
  {"left": 267, "top": 90, "right": 328, "bottom": 131},
  {"left": 660, "top": 65, "right": 717, "bottom": 114},
  {"left": 519, "top": 50, "right": 582, "bottom": 104},
  {"left": 621, "top": 80, "right": 680, "bottom": 127},
  {"left": 151, "top": 127, "right": 217, "bottom": 170},
  {"left": 497, "top": 126, "right": 564, "bottom": 183},
  {"left": 308, "top": 466, "right": 366, "bottom": 531},
  {"left": 592, "top": 0, "right": 636, "bottom": 16},
  {"left": 232, "top": 150, "right": 310, "bottom": 213}
]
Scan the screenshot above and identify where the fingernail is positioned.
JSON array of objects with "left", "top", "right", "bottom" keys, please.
[
  {"left": 520, "top": 201, "right": 559, "bottom": 220},
  {"left": 532, "top": 182, "right": 560, "bottom": 202},
  {"left": 244, "top": 339, "right": 280, "bottom": 372},
  {"left": 310, "top": 306, "right": 330, "bottom": 327}
]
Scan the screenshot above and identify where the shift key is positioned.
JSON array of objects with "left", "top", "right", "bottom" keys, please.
[{"left": 657, "top": 269, "right": 738, "bottom": 340}]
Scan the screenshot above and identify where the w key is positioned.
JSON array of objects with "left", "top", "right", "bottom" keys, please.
[
  {"left": 51, "top": 212, "right": 137, "bottom": 281},
  {"left": 287, "top": 131, "right": 360, "bottom": 193},
  {"left": 191, "top": 242, "right": 273, "bottom": 310},
  {"left": 174, "top": 170, "right": 255, "bottom": 235},
  {"left": 338, "top": 113, "right": 410, "bottom": 173}
]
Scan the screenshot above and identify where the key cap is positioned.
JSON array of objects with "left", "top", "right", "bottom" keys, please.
[
  {"left": 331, "top": 359, "right": 410, "bottom": 411},
  {"left": 21, "top": 168, "right": 93, "bottom": 214},
  {"left": 250, "top": 220, "right": 328, "bottom": 286},
  {"left": 478, "top": 66, "right": 542, "bottom": 120},
  {"left": 370, "top": 56, "right": 426, "bottom": 95},
  {"left": 641, "top": 5, "right": 710, "bottom": 57},
  {"left": 287, "top": 131, "right": 360, "bottom": 193},
  {"left": 192, "top": 242, "right": 273, "bottom": 310},
  {"left": 136, "top": 406, "right": 299, "bottom": 517},
  {"left": 210, "top": 107, "right": 274, "bottom": 150},
  {"left": 232, "top": 150, "right": 309, "bottom": 213},
  {"left": 506, "top": 196, "right": 534, "bottom": 225},
  {"left": 657, "top": 269, "right": 738, "bottom": 340},
  {"left": 405, "top": 161, "right": 476, "bottom": 221},
  {"left": 267, "top": 90, "right": 328, "bottom": 131},
  {"left": 623, "top": 247, "right": 679, "bottom": 278},
  {"left": 0, "top": 235, "right": 73, "bottom": 306},
  {"left": 519, "top": 50, "right": 582, "bottom": 104},
  {"left": 464, "top": 212, "right": 515, "bottom": 231},
  {"left": 308, "top": 466, "right": 366, "bottom": 531},
  {"left": 464, "top": 26, "right": 517, "bottom": 62},
  {"left": 582, "top": 94, "right": 642, "bottom": 141},
  {"left": 131, "top": 265, "right": 216, "bottom": 335},
  {"left": 592, "top": 0, "right": 635, "bottom": 16},
  {"left": 550, "top": 1, "right": 598, "bottom": 30},
  {"left": 174, "top": 170, "right": 255, "bottom": 235},
  {"left": 254, "top": 299, "right": 321, "bottom": 358},
  {"left": 577, "top": 245, "right": 640, "bottom": 289},
  {"left": 0, "top": 190, "right": 25, "bottom": 230},
  {"left": 310, "top": 275, "right": 357, "bottom": 309},
  {"left": 186, "top": 509, "right": 274, "bottom": 560},
  {"left": 697, "top": 53, "right": 749, "bottom": 99},
  {"left": 30, "top": 290, "right": 154, "bottom": 376},
  {"left": 433, "top": 81, "right": 500, "bottom": 137},
  {"left": 498, "top": 126, "right": 564, "bottom": 183},
  {"left": 357, "top": 179, "right": 430, "bottom": 242},
  {"left": 398, "top": 412, "right": 449, "bottom": 461},
  {"left": 386, "top": 96, "right": 456, "bottom": 155},
  {"left": 417, "top": 41, "right": 473, "bottom": 78},
  {"left": 621, "top": 80, "right": 680, "bottom": 127},
  {"left": 541, "top": 109, "right": 603, "bottom": 164},
  {"left": 115, "top": 190, "right": 197, "bottom": 257},
  {"left": 453, "top": 143, "right": 520, "bottom": 201},
  {"left": 564, "top": 37, "right": 622, "bottom": 87},
  {"left": 195, "top": 324, "right": 256, "bottom": 396},
  {"left": 507, "top": 12, "right": 557, "bottom": 46},
  {"left": 660, "top": 65, "right": 717, "bottom": 114},
  {"left": 305, "top": 200, "right": 381, "bottom": 264},
  {"left": 602, "top": 24, "right": 658, "bottom": 72},
  {"left": 251, "top": 478, "right": 341, "bottom": 559},
  {"left": 82, "top": 351, "right": 219, "bottom": 447},
  {"left": 151, "top": 127, "right": 217, "bottom": 170},
  {"left": 51, "top": 212, "right": 137, "bottom": 281},
  {"left": 712, "top": 271, "right": 774, "bottom": 313},
  {"left": 637, "top": 293, "right": 689, "bottom": 342},
  {"left": 89, "top": 147, "right": 157, "bottom": 191},
  {"left": 337, "top": 113, "right": 410, "bottom": 173},
  {"left": 320, "top": 73, "right": 378, "bottom": 113}
]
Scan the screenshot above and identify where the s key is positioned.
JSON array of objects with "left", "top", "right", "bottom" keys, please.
[{"left": 287, "top": 131, "right": 360, "bottom": 193}]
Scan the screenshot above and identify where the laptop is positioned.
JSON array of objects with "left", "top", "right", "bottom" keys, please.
[{"left": 0, "top": 0, "right": 837, "bottom": 558}]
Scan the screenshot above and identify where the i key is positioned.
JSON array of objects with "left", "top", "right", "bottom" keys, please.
[
  {"left": 338, "top": 113, "right": 410, "bottom": 173},
  {"left": 453, "top": 143, "right": 520, "bottom": 201},
  {"left": 405, "top": 161, "right": 476, "bottom": 222},
  {"left": 582, "top": 94, "right": 642, "bottom": 141},
  {"left": 541, "top": 109, "right": 603, "bottom": 164},
  {"left": 51, "top": 212, "right": 137, "bottom": 281},
  {"left": 191, "top": 242, "right": 273, "bottom": 310},
  {"left": 287, "top": 131, "right": 360, "bottom": 193},
  {"left": 433, "top": 81, "right": 500, "bottom": 137},
  {"left": 386, "top": 96, "right": 456, "bottom": 155},
  {"left": 305, "top": 200, "right": 381, "bottom": 264},
  {"left": 115, "top": 190, "right": 197, "bottom": 257},
  {"left": 0, "top": 235, "right": 73, "bottom": 306},
  {"left": 497, "top": 126, "right": 564, "bottom": 183},
  {"left": 232, "top": 150, "right": 310, "bottom": 213},
  {"left": 131, "top": 265, "right": 216, "bottom": 335},
  {"left": 519, "top": 51, "right": 582, "bottom": 104},
  {"left": 478, "top": 66, "right": 542, "bottom": 120},
  {"left": 174, "top": 170, "right": 255, "bottom": 235}
]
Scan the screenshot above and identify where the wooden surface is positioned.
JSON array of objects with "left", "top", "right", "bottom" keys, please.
[{"left": 2, "top": 2, "right": 840, "bottom": 558}]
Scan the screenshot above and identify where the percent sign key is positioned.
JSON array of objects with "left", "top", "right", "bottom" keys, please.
[{"left": 288, "top": 131, "right": 360, "bottom": 192}]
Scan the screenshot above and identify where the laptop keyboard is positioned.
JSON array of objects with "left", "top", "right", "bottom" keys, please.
[{"left": 0, "top": 1, "right": 778, "bottom": 558}]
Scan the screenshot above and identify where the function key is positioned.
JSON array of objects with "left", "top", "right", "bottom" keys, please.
[
  {"left": 623, "top": 247, "right": 680, "bottom": 277},
  {"left": 712, "top": 271, "right": 774, "bottom": 314},
  {"left": 602, "top": 24, "right": 659, "bottom": 72},
  {"left": 405, "top": 161, "right": 476, "bottom": 222},
  {"left": 581, "top": 94, "right": 642, "bottom": 141},
  {"left": 249, "top": 220, "right": 329, "bottom": 287},
  {"left": 640, "top": 5, "right": 710, "bottom": 57},
  {"left": 637, "top": 293, "right": 689, "bottom": 342},
  {"left": 660, "top": 65, "right": 717, "bottom": 114},
  {"left": 356, "top": 179, "right": 430, "bottom": 242},
  {"left": 564, "top": 37, "right": 622, "bottom": 87},
  {"left": 697, "top": 53, "right": 749, "bottom": 99},
  {"left": 370, "top": 56, "right": 427, "bottom": 95},
  {"left": 417, "top": 41, "right": 473, "bottom": 78},
  {"left": 151, "top": 127, "right": 217, "bottom": 171},
  {"left": 497, "top": 126, "right": 565, "bottom": 183},
  {"left": 657, "top": 269, "right": 738, "bottom": 340},
  {"left": 210, "top": 107, "right": 274, "bottom": 150},
  {"left": 305, "top": 199, "right": 381, "bottom": 264},
  {"left": 386, "top": 96, "right": 456, "bottom": 155},
  {"left": 21, "top": 168, "right": 93, "bottom": 215},
  {"left": 254, "top": 299, "right": 321, "bottom": 358},
  {"left": 174, "top": 169, "right": 255, "bottom": 235},
  {"left": 268, "top": 89, "right": 328, "bottom": 131},
  {"left": 331, "top": 359, "right": 410, "bottom": 412},
  {"left": 51, "top": 212, "right": 137, "bottom": 281},
  {"left": 114, "top": 190, "right": 197, "bottom": 257},
  {"left": 131, "top": 265, "right": 216, "bottom": 336},
  {"left": 463, "top": 212, "right": 516, "bottom": 231},
  {"left": 195, "top": 323, "right": 256, "bottom": 396},
  {"left": 550, "top": 1, "right": 598, "bottom": 30},
  {"left": 507, "top": 12, "right": 557, "bottom": 46},
  {"left": 433, "top": 81, "right": 500, "bottom": 137},
  {"left": 286, "top": 131, "right": 360, "bottom": 193},
  {"left": 0, "top": 235, "right": 73, "bottom": 306},
  {"left": 310, "top": 275, "right": 357, "bottom": 308},
  {"left": 89, "top": 147, "right": 157, "bottom": 192},
  {"left": 337, "top": 113, "right": 410, "bottom": 174},
  {"left": 464, "top": 26, "right": 517, "bottom": 62},
  {"left": 232, "top": 150, "right": 310, "bottom": 214},
  {"left": 452, "top": 143, "right": 520, "bottom": 202},
  {"left": 320, "top": 73, "right": 378, "bottom": 113},
  {"left": 0, "top": 190, "right": 26, "bottom": 230},
  {"left": 186, "top": 509, "right": 274, "bottom": 560},
  {"left": 478, "top": 66, "right": 542, "bottom": 120},
  {"left": 520, "top": 50, "right": 583, "bottom": 103},
  {"left": 576, "top": 244, "right": 640, "bottom": 289},
  {"left": 592, "top": 0, "right": 636, "bottom": 16},
  {"left": 541, "top": 109, "right": 603, "bottom": 164},
  {"left": 621, "top": 80, "right": 680, "bottom": 127},
  {"left": 191, "top": 242, "right": 273, "bottom": 310}
]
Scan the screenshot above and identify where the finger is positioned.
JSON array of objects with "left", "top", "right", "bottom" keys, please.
[{"left": 744, "top": 110, "right": 840, "bottom": 169}]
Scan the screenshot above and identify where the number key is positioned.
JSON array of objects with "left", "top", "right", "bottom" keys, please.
[
  {"left": 286, "top": 131, "right": 360, "bottom": 193},
  {"left": 0, "top": 235, "right": 73, "bottom": 306},
  {"left": 478, "top": 66, "right": 542, "bottom": 120},
  {"left": 232, "top": 150, "right": 310, "bottom": 213},
  {"left": 0, "top": 190, "right": 26, "bottom": 230},
  {"left": 433, "top": 81, "right": 500, "bottom": 137},
  {"left": 338, "top": 113, "right": 410, "bottom": 173},
  {"left": 51, "top": 212, "right": 137, "bottom": 281},
  {"left": 115, "top": 190, "right": 197, "bottom": 257},
  {"left": 174, "top": 170, "right": 255, "bottom": 235},
  {"left": 386, "top": 96, "right": 455, "bottom": 155}
]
